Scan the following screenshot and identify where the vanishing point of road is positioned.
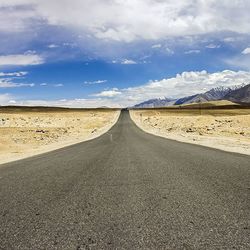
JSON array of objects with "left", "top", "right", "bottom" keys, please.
[{"left": 0, "top": 111, "right": 249, "bottom": 249}]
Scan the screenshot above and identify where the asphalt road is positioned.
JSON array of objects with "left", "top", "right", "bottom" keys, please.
[{"left": 0, "top": 110, "right": 249, "bottom": 249}]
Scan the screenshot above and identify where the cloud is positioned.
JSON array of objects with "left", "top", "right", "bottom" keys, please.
[
  {"left": 2, "top": 70, "right": 249, "bottom": 107},
  {"left": 84, "top": 80, "right": 107, "bottom": 85},
  {"left": 0, "top": 71, "right": 28, "bottom": 77},
  {"left": 184, "top": 49, "right": 200, "bottom": 54},
  {"left": 92, "top": 88, "right": 122, "bottom": 98},
  {"left": 0, "top": 98, "right": 121, "bottom": 108},
  {"left": 91, "top": 70, "right": 250, "bottom": 107},
  {"left": 0, "top": 93, "right": 12, "bottom": 105},
  {"left": 0, "top": 79, "right": 34, "bottom": 88},
  {"left": 206, "top": 44, "right": 221, "bottom": 49},
  {"left": 53, "top": 83, "right": 63, "bottom": 87},
  {"left": 152, "top": 44, "right": 162, "bottom": 49},
  {"left": 1, "top": 1, "right": 250, "bottom": 42},
  {"left": 226, "top": 56, "right": 250, "bottom": 70},
  {"left": 48, "top": 44, "right": 59, "bottom": 49},
  {"left": 121, "top": 59, "right": 137, "bottom": 65},
  {"left": 39, "top": 83, "right": 64, "bottom": 87},
  {"left": 0, "top": 70, "right": 34, "bottom": 87},
  {"left": 165, "top": 47, "right": 174, "bottom": 55},
  {"left": 242, "top": 47, "right": 250, "bottom": 54},
  {"left": 0, "top": 54, "right": 44, "bottom": 66}
]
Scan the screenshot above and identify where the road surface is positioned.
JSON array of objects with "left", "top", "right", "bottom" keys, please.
[{"left": 0, "top": 110, "right": 249, "bottom": 249}]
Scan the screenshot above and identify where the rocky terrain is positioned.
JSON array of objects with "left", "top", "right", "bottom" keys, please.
[{"left": 224, "top": 84, "right": 250, "bottom": 103}]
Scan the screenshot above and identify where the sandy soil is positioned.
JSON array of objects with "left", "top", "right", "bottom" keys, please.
[
  {"left": 130, "top": 108, "right": 250, "bottom": 155},
  {"left": 0, "top": 108, "right": 120, "bottom": 164}
]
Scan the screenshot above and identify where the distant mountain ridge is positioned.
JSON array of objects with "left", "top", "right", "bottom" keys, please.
[
  {"left": 133, "top": 83, "right": 249, "bottom": 108},
  {"left": 133, "top": 98, "right": 175, "bottom": 108}
]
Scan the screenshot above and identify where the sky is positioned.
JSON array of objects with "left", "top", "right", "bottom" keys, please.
[{"left": 0, "top": 0, "right": 250, "bottom": 107}]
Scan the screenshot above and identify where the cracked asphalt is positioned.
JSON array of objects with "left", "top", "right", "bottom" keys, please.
[{"left": 0, "top": 110, "right": 249, "bottom": 249}]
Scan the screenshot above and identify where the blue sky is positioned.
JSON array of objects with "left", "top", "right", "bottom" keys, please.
[{"left": 0, "top": 0, "right": 250, "bottom": 107}]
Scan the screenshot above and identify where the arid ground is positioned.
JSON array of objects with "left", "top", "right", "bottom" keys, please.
[
  {"left": 0, "top": 107, "right": 120, "bottom": 164},
  {"left": 130, "top": 105, "right": 250, "bottom": 155}
]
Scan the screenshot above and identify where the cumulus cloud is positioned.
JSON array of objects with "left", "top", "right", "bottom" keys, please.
[
  {"left": 2, "top": 70, "right": 249, "bottom": 108},
  {"left": 242, "top": 48, "right": 250, "bottom": 54},
  {"left": 91, "top": 70, "right": 250, "bottom": 107},
  {"left": 1, "top": 1, "right": 250, "bottom": 42},
  {"left": 0, "top": 54, "right": 44, "bottom": 66}
]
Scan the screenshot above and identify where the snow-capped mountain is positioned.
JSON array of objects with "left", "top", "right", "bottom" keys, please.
[
  {"left": 133, "top": 84, "right": 249, "bottom": 108},
  {"left": 133, "top": 98, "right": 176, "bottom": 108}
]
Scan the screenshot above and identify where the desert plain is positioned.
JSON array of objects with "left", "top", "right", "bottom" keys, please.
[
  {"left": 130, "top": 103, "right": 250, "bottom": 155},
  {"left": 0, "top": 107, "right": 120, "bottom": 164}
]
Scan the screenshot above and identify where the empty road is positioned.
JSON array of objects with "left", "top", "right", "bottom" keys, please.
[{"left": 0, "top": 110, "right": 249, "bottom": 249}]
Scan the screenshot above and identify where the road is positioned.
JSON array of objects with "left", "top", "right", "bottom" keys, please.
[{"left": 0, "top": 110, "right": 249, "bottom": 249}]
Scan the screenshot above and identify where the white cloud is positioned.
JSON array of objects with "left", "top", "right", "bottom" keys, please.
[
  {"left": 226, "top": 56, "right": 250, "bottom": 70},
  {"left": 91, "top": 70, "right": 250, "bottom": 107},
  {"left": 0, "top": 93, "right": 12, "bottom": 105},
  {"left": 152, "top": 44, "right": 162, "bottom": 49},
  {"left": 39, "top": 83, "right": 64, "bottom": 87},
  {"left": 0, "top": 78, "right": 34, "bottom": 88},
  {"left": 92, "top": 88, "right": 122, "bottom": 98},
  {"left": 1, "top": 98, "right": 121, "bottom": 108},
  {"left": 1, "top": 1, "right": 250, "bottom": 42},
  {"left": 53, "top": 83, "right": 63, "bottom": 87},
  {"left": 84, "top": 80, "right": 107, "bottom": 85},
  {"left": 242, "top": 47, "right": 250, "bottom": 55},
  {"left": 48, "top": 44, "right": 59, "bottom": 49},
  {"left": 0, "top": 54, "right": 44, "bottom": 66},
  {"left": 0, "top": 71, "right": 34, "bottom": 88},
  {"left": 223, "top": 37, "right": 237, "bottom": 43},
  {"left": 184, "top": 49, "right": 200, "bottom": 54},
  {"left": 165, "top": 47, "right": 174, "bottom": 55},
  {"left": 1, "top": 70, "right": 249, "bottom": 108},
  {"left": 206, "top": 44, "right": 221, "bottom": 49},
  {"left": 121, "top": 59, "right": 137, "bottom": 65},
  {"left": 0, "top": 71, "right": 28, "bottom": 77}
]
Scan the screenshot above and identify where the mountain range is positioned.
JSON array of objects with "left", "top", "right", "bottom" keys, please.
[{"left": 134, "top": 83, "right": 250, "bottom": 108}]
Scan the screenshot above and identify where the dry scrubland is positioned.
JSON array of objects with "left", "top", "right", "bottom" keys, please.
[
  {"left": 0, "top": 108, "right": 120, "bottom": 164},
  {"left": 130, "top": 107, "right": 250, "bottom": 155}
]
